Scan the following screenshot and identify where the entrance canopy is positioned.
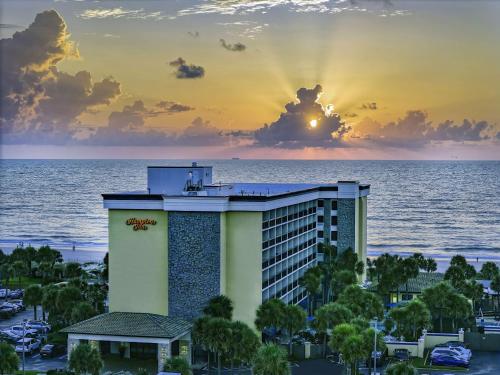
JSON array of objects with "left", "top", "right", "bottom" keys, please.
[{"left": 62, "top": 312, "right": 192, "bottom": 372}]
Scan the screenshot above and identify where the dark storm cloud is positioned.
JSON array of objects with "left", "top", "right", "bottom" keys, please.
[
  {"left": 219, "top": 39, "right": 246, "bottom": 52},
  {"left": 156, "top": 101, "right": 194, "bottom": 113},
  {"left": 253, "top": 84, "right": 350, "bottom": 148},
  {"left": 0, "top": 10, "right": 121, "bottom": 144},
  {"left": 356, "top": 110, "right": 493, "bottom": 148},
  {"left": 360, "top": 102, "right": 377, "bottom": 110},
  {"left": 169, "top": 57, "right": 205, "bottom": 79}
]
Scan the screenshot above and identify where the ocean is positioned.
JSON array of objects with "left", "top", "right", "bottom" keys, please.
[{"left": 0, "top": 160, "right": 499, "bottom": 267}]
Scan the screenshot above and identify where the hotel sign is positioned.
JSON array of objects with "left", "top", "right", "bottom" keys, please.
[{"left": 126, "top": 218, "right": 157, "bottom": 231}]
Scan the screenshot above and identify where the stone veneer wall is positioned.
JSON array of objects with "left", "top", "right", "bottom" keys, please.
[
  {"left": 336, "top": 199, "right": 356, "bottom": 253},
  {"left": 168, "top": 212, "right": 221, "bottom": 320}
]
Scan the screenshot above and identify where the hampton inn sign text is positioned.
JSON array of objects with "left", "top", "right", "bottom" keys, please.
[{"left": 126, "top": 218, "right": 157, "bottom": 231}]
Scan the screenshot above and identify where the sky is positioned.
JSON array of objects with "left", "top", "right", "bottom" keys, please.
[{"left": 1, "top": 0, "right": 499, "bottom": 159}]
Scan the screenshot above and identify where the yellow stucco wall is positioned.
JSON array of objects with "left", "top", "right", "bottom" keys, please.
[
  {"left": 108, "top": 210, "right": 168, "bottom": 315},
  {"left": 357, "top": 196, "right": 368, "bottom": 280},
  {"left": 225, "top": 212, "right": 262, "bottom": 328},
  {"left": 220, "top": 212, "right": 227, "bottom": 295}
]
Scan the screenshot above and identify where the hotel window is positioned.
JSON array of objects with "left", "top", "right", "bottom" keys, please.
[
  {"left": 331, "top": 200, "right": 337, "bottom": 210},
  {"left": 318, "top": 215, "right": 324, "bottom": 223},
  {"left": 330, "top": 231, "right": 337, "bottom": 241},
  {"left": 331, "top": 216, "right": 338, "bottom": 225},
  {"left": 318, "top": 231, "right": 324, "bottom": 238},
  {"left": 317, "top": 199, "right": 324, "bottom": 208}
]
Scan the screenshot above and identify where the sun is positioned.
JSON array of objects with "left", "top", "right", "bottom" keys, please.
[{"left": 309, "top": 119, "right": 318, "bottom": 128}]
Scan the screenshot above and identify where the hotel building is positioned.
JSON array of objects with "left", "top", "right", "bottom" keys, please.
[{"left": 64, "top": 164, "right": 369, "bottom": 371}]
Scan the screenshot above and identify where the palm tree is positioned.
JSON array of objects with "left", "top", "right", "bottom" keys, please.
[
  {"left": 255, "top": 299, "right": 286, "bottom": 341},
  {"left": 252, "top": 344, "right": 290, "bottom": 375},
  {"left": 229, "top": 321, "right": 260, "bottom": 372},
  {"left": 192, "top": 316, "right": 212, "bottom": 370},
  {"left": 314, "top": 302, "right": 353, "bottom": 357},
  {"left": 205, "top": 317, "right": 232, "bottom": 375},
  {"left": 388, "top": 299, "right": 431, "bottom": 340},
  {"left": 421, "top": 282, "right": 454, "bottom": 332},
  {"left": 331, "top": 270, "right": 357, "bottom": 297},
  {"left": 12, "top": 260, "right": 26, "bottom": 286},
  {"left": 203, "top": 295, "right": 233, "bottom": 320},
  {"left": 64, "top": 262, "right": 82, "bottom": 279},
  {"left": 283, "top": 305, "right": 306, "bottom": 354},
  {"left": 490, "top": 275, "right": 500, "bottom": 318},
  {"left": 70, "top": 302, "right": 96, "bottom": 324},
  {"left": 0, "top": 342, "right": 19, "bottom": 375},
  {"left": 38, "top": 261, "right": 54, "bottom": 283},
  {"left": 337, "top": 285, "right": 384, "bottom": 321},
  {"left": 424, "top": 258, "right": 437, "bottom": 273},
  {"left": 0, "top": 263, "right": 13, "bottom": 290},
  {"left": 463, "top": 280, "right": 484, "bottom": 312},
  {"left": 24, "top": 284, "right": 43, "bottom": 320},
  {"left": 401, "top": 257, "right": 419, "bottom": 292},
  {"left": 299, "top": 267, "right": 322, "bottom": 315},
  {"left": 480, "top": 262, "right": 499, "bottom": 280},
  {"left": 341, "top": 334, "right": 367, "bottom": 375},
  {"left": 163, "top": 357, "right": 192, "bottom": 375},
  {"left": 386, "top": 361, "right": 418, "bottom": 375},
  {"left": 68, "top": 343, "right": 103, "bottom": 375},
  {"left": 41, "top": 284, "right": 59, "bottom": 320}
]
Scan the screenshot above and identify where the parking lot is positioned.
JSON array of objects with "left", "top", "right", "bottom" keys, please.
[{"left": 0, "top": 304, "right": 67, "bottom": 372}]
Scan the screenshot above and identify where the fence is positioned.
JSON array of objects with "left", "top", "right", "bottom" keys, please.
[{"left": 465, "top": 331, "right": 500, "bottom": 351}]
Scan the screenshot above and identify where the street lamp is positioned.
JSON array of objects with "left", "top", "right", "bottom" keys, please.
[{"left": 373, "top": 317, "right": 378, "bottom": 375}]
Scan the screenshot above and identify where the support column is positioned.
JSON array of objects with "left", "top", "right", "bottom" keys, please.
[
  {"left": 67, "top": 336, "right": 80, "bottom": 358},
  {"left": 157, "top": 343, "right": 170, "bottom": 372}
]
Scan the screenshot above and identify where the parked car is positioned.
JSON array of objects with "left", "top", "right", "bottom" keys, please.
[
  {"left": 435, "top": 344, "right": 472, "bottom": 360},
  {"left": 431, "top": 354, "right": 469, "bottom": 368},
  {"left": 9, "top": 299, "right": 25, "bottom": 311},
  {"left": 15, "top": 338, "right": 41, "bottom": 354},
  {"left": 0, "top": 330, "right": 21, "bottom": 343},
  {"left": 8, "top": 289, "right": 23, "bottom": 299},
  {"left": 0, "top": 306, "right": 16, "bottom": 318},
  {"left": 9, "top": 325, "right": 38, "bottom": 337},
  {"left": 40, "top": 344, "right": 66, "bottom": 358},
  {"left": 445, "top": 341, "right": 471, "bottom": 350},
  {"left": 1, "top": 302, "right": 21, "bottom": 313},
  {"left": 365, "top": 350, "right": 386, "bottom": 366},
  {"left": 431, "top": 347, "right": 469, "bottom": 361},
  {"left": 393, "top": 349, "right": 410, "bottom": 361},
  {"left": 0, "top": 289, "right": 8, "bottom": 298},
  {"left": 26, "top": 320, "right": 51, "bottom": 333}
]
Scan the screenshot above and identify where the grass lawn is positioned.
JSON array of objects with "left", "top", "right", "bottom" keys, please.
[
  {"left": 3, "top": 276, "right": 42, "bottom": 289},
  {"left": 16, "top": 370, "right": 43, "bottom": 375},
  {"left": 409, "top": 357, "right": 468, "bottom": 372}
]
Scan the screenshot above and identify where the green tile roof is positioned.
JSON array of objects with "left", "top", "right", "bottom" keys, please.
[
  {"left": 369, "top": 272, "right": 444, "bottom": 294},
  {"left": 62, "top": 312, "right": 192, "bottom": 339}
]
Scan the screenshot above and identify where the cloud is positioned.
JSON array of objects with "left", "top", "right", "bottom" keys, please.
[
  {"left": 85, "top": 102, "right": 229, "bottom": 146},
  {"left": 343, "top": 112, "right": 358, "bottom": 118},
  {"left": 254, "top": 84, "right": 350, "bottom": 148},
  {"left": 217, "top": 21, "right": 269, "bottom": 39},
  {"left": 355, "top": 110, "right": 493, "bottom": 148},
  {"left": 187, "top": 31, "right": 199, "bottom": 38},
  {"left": 219, "top": 39, "right": 246, "bottom": 52},
  {"left": 79, "top": 7, "right": 166, "bottom": 21},
  {"left": 168, "top": 57, "right": 205, "bottom": 79},
  {"left": 176, "top": 0, "right": 410, "bottom": 18},
  {"left": 156, "top": 101, "right": 194, "bottom": 113},
  {"left": 360, "top": 102, "right": 377, "bottom": 110},
  {"left": 176, "top": 117, "right": 225, "bottom": 146},
  {"left": 1, "top": 10, "right": 121, "bottom": 144},
  {"left": 0, "top": 23, "right": 24, "bottom": 29}
]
